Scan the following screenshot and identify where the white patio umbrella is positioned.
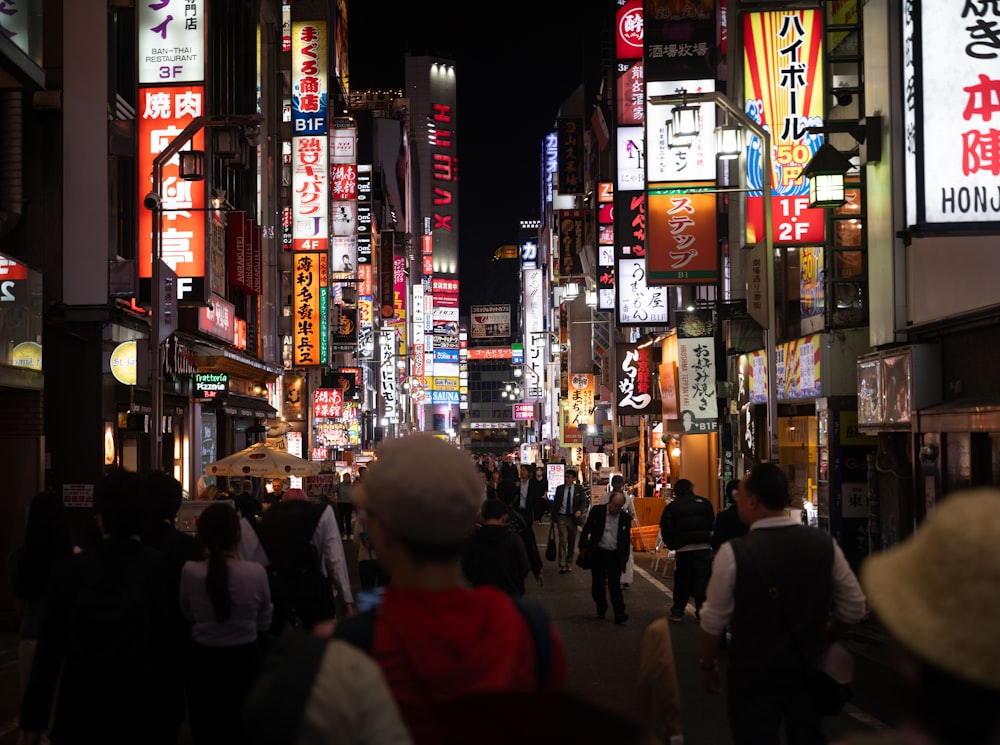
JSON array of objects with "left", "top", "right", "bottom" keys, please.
[{"left": 204, "top": 442, "right": 321, "bottom": 479}]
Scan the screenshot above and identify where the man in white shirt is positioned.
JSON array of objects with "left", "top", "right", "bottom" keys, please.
[
  {"left": 698, "top": 463, "right": 867, "bottom": 744},
  {"left": 578, "top": 491, "right": 632, "bottom": 624}
]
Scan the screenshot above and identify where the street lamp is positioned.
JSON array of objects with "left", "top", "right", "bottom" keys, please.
[
  {"left": 146, "top": 113, "right": 263, "bottom": 471},
  {"left": 648, "top": 90, "right": 778, "bottom": 461}
]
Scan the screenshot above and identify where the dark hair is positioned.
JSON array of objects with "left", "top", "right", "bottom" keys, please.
[
  {"left": 724, "top": 479, "right": 741, "bottom": 507},
  {"left": 565, "top": 469, "right": 577, "bottom": 478},
  {"left": 496, "top": 478, "right": 519, "bottom": 506},
  {"left": 94, "top": 468, "right": 148, "bottom": 537},
  {"left": 12, "top": 491, "right": 73, "bottom": 601},
  {"left": 611, "top": 475, "right": 625, "bottom": 489},
  {"left": 145, "top": 471, "right": 184, "bottom": 522},
  {"left": 481, "top": 498, "right": 508, "bottom": 522},
  {"left": 196, "top": 503, "right": 241, "bottom": 623},
  {"left": 673, "top": 479, "right": 694, "bottom": 495},
  {"left": 744, "top": 463, "right": 790, "bottom": 510}
]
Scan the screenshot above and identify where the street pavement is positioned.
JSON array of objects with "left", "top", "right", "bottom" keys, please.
[{"left": 0, "top": 519, "right": 904, "bottom": 744}]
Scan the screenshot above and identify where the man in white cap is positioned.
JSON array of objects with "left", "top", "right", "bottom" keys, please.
[
  {"left": 857, "top": 488, "right": 1000, "bottom": 745},
  {"left": 334, "top": 434, "right": 566, "bottom": 745}
]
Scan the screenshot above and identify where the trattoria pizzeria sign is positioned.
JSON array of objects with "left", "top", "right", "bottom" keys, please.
[{"left": 907, "top": 1, "right": 1000, "bottom": 226}]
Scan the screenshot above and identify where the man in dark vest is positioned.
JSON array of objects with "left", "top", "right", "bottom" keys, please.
[
  {"left": 659, "top": 478, "right": 715, "bottom": 621},
  {"left": 698, "top": 463, "right": 867, "bottom": 744}
]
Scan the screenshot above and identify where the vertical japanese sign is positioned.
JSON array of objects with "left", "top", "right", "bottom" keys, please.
[
  {"left": 522, "top": 268, "right": 545, "bottom": 403},
  {"left": 597, "top": 183, "right": 616, "bottom": 311},
  {"left": 292, "top": 21, "right": 329, "bottom": 253},
  {"left": 568, "top": 374, "right": 595, "bottom": 428},
  {"left": 744, "top": 10, "right": 827, "bottom": 242},
  {"left": 380, "top": 328, "right": 398, "bottom": 422},
  {"left": 618, "top": 258, "right": 669, "bottom": 325},
  {"left": 645, "top": 79, "right": 717, "bottom": 182},
  {"left": 678, "top": 337, "right": 718, "bottom": 433},
  {"left": 916, "top": 1, "right": 1000, "bottom": 224},
  {"left": 139, "top": 0, "right": 205, "bottom": 84},
  {"left": 646, "top": 190, "right": 718, "bottom": 284},
  {"left": 615, "top": 342, "right": 656, "bottom": 416},
  {"left": 312, "top": 389, "right": 343, "bottom": 419},
  {"left": 643, "top": 0, "right": 717, "bottom": 81},
  {"left": 292, "top": 252, "right": 326, "bottom": 366},
  {"left": 292, "top": 21, "right": 328, "bottom": 135},
  {"left": 557, "top": 210, "right": 585, "bottom": 277},
  {"left": 137, "top": 86, "right": 206, "bottom": 302},
  {"left": 557, "top": 118, "right": 584, "bottom": 196}
]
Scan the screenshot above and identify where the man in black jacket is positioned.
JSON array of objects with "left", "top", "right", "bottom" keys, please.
[
  {"left": 711, "top": 479, "right": 748, "bottom": 551},
  {"left": 462, "top": 499, "right": 530, "bottom": 597},
  {"left": 660, "top": 479, "right": 715, "bottom": 622},
  {"left": 578, "top": 491, "right": 632, "bottom": 624}
]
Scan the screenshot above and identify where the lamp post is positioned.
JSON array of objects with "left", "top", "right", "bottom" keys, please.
[
  {"left": 648, "top": 91, "right": 778, "bottom": 461},
  {"left": 146, "top": 114, "right": 263, "bottom": 472}
]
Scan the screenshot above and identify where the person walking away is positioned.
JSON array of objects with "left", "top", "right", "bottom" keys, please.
[
  {"left": 577, "top": 491, "right": 632, "bottom": 624},
  {"left": 462, "top": 499, "right": 530, "bottom": 598},
  {"left": 832, "top": 487, "right": 1000, "bottom": 745},
  {"left": 552, "top": 468, "right": 588, "bottom": 574},
  {"left": 337, "top": 469, "right": 358, "bottom": 539},
  {"left": 333, "top": 434, "right": 566, "bottom": 745},
  {"left": 496, "top": 477, "right": 543, "bottom": 589},
  {"left": 8, "top": 491, "right": 73, "bottom": 715},
  {"left": 255, "top": 487, "right": 354, "bottom": 632},
  {"left": 711, "top": 479, "right": 748, "bottom": 551},
  {"left": 528, "top": 465, "right": 549, "bottom": 523},
  {"left": 699, "top": 464, "right": 867, "bottom": 745},
  {"left": 660, "top": 478, "right": 715, "bottom": 621},
  {"left": 499, "top": 451, "right": 519, "bottom": 483},
  {"left": 180, "top": 503, "right": 272, "bottom": 745},
  {"left": 19, "top": 469, "right": 171, "bottom": 745},
  {"left": 354, "top": 509, "right": 390, "bottom": 596},
  {"left": 141, "top": 472, "right": 205, "bottom": 744}
]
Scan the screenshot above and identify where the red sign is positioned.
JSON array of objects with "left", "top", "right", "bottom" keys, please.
[
  {"left": 616, "top": 0, "right": 643, "bottom": 61},
  {"left": 747, "top": 195, "right": 826, "bottom": 245},
  {"left": 646, "top": 191, "right": 718, "bottom": 284},
  {"left": 0, "top": 255, "right": 28, "bottom": 280},
  {"left": 312, "top": 388, "right": 344, "bottom": 419}
]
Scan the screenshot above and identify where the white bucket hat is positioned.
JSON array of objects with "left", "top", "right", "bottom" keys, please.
[{"left": 861, "top": 488, "right": 1000, "bottom": 692}]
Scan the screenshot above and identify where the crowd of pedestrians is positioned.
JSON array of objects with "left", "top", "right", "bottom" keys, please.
[{"left": 8, "top": 443, "right": 1000, "bottom": 745}]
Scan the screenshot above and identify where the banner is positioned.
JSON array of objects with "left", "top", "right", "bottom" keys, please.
[{"left": 678, "top": 337, "right": 718, "bottom": 433}]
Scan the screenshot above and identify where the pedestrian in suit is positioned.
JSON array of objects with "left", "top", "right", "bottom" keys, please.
[
  {"left": 711, "top": 479, "right": 748, "bottom": 551},
  {"left": 527, "top": 465, "right": 549, "bottom": 524},
  {"left": 578, "top": 491, "right": 632, "bottom": 624},
  {"left": 552, "top": 469, "right": 588, "bottom": 573}
]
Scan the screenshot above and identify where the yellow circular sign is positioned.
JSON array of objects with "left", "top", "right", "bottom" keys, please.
[
  {"left": 11, "top": 341, "right": 42, "bottom": 371},
  {"left": 110, "top": 340, "right": 138, "bottom": 386}
]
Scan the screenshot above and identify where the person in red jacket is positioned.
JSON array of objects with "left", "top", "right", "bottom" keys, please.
[{"left": 335, "top": 434, "right": 566, "bottom": 744}]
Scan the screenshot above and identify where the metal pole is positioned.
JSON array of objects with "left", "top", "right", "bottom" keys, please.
[{"left": 647, "top": 91, "right": 778, "bottom": 462}]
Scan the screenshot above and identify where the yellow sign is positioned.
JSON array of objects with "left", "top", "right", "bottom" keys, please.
[
  {"left": 110, "top": 340, "right": 138, "bottom": 386},
  {"left": 11, "top": 341, "right": 42, "bottom": 371}
]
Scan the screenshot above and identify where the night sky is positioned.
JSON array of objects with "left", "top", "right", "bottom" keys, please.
[{"left": 346, "top": 1, "right": 608, "bottom": 315}]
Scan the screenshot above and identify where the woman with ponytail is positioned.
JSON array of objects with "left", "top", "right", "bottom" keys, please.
[{"left": 180, "top": 503, "right": 272, "bottom": 745}]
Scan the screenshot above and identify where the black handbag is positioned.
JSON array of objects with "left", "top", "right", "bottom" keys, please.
[
  {"left": 545, "top": 523, "right": 557, "bottom": 562},
  {"left": 575, "top": 548, "right": 592, "bottom": 570}
]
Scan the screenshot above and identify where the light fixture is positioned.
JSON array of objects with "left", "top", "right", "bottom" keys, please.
[
  {"left": 513, "top": 367, "right": 522, "bottom": 378},
  {"left": 802, "top": 142, "right": 853, "bottom": 207},
  {"left": 178, "top": 150, "right": 204, "bottom": 181},
  {"left": 670, "top": 94, "right": 700, "bottom": 139},
  {"left": 213, "top": 126, "right": 242, "bottom": 159},
  {"left": 665, "top": 121, "right": 694, "bottom": 150},
  {"left": 562, "top": 281, "right": 580, "bottom": 301},
  {"left": 211, "top": 188, "right": 227, "bottom": 209},
  {"left": 585, "top": 289, "right": 598, "bottom": 308},
  {"left": 715, "top": 124, "right": 742, "bottom": 160}
]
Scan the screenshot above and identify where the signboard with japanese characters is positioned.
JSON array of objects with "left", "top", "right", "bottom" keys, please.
[
  {"left": 292, "top": 136, "right": 329, "bottom": 252},
  {"left": 139, "top": 0, "right": 205, "bottom": 84},
  {"left": 291, "top": 21, "right": 328, "bottom": 136},
  {"left": 568, "top": 374, "right": 595, "bottom": 428},
  {"left": 292, "top": 252, "right": 327, "bottom": 366},
  {"left": 615, "top": 342, "right": 657, "bottom": 416},
  {"left": 380, "top": 328, "right": 398, "bottom": 422},
  {"left": 744, "top": 10, "right": 827, "bottom": 244},
  {"left": 471, "top": 304, "right": 511, "bottom": 339},
  {"left": 646, "top": 189, "right": 718, "bottom": 284},
  {"left": 645, "top": 80, "right": 717, "bottom": 183},
  {"left": 522, "top": 268, "right": 546, "bottom": 403},
  {"left": 678, "top": 337, "right": 718, "bottom": 433},
  {"left": 617, "top": 258, "right": 669, "bottom": 326},
  {"left": 644, "top": 0, "right": 716, "bottom": 81},
  {"left": 312, "top": 388, "right": 344, "bottom": 419},
  {"left": 911, "top": 1, "right": 1000, "bottom": 225},
  {"left": 557, "top": 118, "right": 584, "bottom": 196}
]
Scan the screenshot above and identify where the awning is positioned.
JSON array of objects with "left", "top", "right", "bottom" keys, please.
[
  {"left": 220, "top": 393, "right": 278, "bottom": 419},
  {"left": 194, "top": 350, "right": 284, "bottom": 383},
  {"left": 915, "top": 398, "right": 1000, "bottom": 433}
]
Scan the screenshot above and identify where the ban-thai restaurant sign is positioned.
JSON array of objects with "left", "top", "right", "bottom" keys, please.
[
  {"left": 744, "top": 10, "right": 827, "bottom": 244},
  {"left": 646, "top": 189, "right": 717, "bottom": 284}
]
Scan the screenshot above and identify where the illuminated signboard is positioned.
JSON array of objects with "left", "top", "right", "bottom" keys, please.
[
  {"left": 646, "top": 190, "right": 718, "bottom": 284},
  {"left": 312, "top": 388, "right": 344, "bottom": 419},
  {"left": 292, "top": 252, "right": 327, "bottom": 366},
  {"left": 645, "top": 80, "right": 716, "bottom": 183},
  {"left": 292, "top": 136, "right": 329, "bottom": 251},
  {"left": 138, "top": 0, "right": 205, "bottom": 84},
  {"left": 744, "top": 10, "right": 826, "bottom": 242},
  {"left": 291, "top": 21, "right": 328, "bottom": 135},
  {"left": 137, "top": 85, "right": 207, "bottom": 303},
  {"left": 193, "top": 372, "right": 228, "bottom": 399}
]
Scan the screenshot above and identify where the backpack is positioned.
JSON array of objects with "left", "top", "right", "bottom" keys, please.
[
  {"left": 257, "top": 502, "right": 335, "bottom": 630},
  {"left": 334, "top": 597, "right": 553, "bottom": 689}
]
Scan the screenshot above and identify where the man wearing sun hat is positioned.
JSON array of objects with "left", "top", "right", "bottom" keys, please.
[
  {"left": 333, "top": 433, "right": 566, "bottom": 744},
  {"left": 847, "top": 488, "right": 1000, "bottom": 745}
]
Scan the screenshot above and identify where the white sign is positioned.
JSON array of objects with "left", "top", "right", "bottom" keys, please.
[
  {"left": 292, "top": 136, "right": 329, "bottom": 250},
  {"left": 522, "top": 269, "right": 545, "bottom": 403},
  {"left": 380, "top": 328, "right": 398, "bottom": 423},
  {"left": 920, "top": 1, "right": 1000, "bottom": 224},
  {"left": 616, "top": 126, "right": 646, "bottom": 191},
  {"left": 139, "top": 0, "right": 205, "bottom": 84},
  {"left": 678, "top": 337, "right": 718, "bottom": 433},
  {"left": 646, "top": 79, "right": 717, "bottom": 183},
  {"left": 617, "top": 258, "right": 669, "bottom": 325}
]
